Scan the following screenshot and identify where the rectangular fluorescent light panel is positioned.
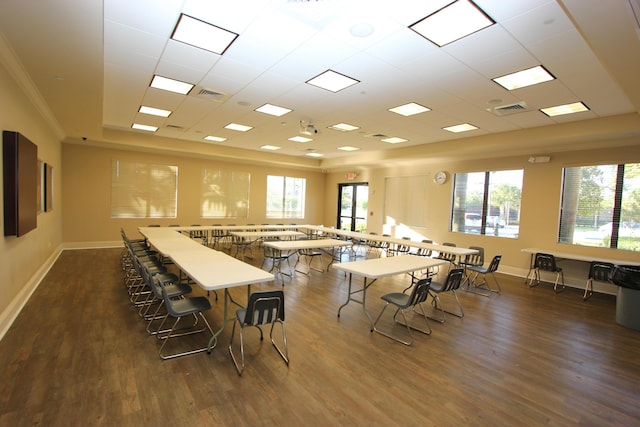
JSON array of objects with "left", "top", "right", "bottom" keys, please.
[
  {"left": 410, "top": 0, "right": 494, "bottom": 47},
  {"left": 139, "top": 106, "right": 172, "bottom": 117},
  {"left": 388, "top": 102, "right": 430, "bottom": 116},
  {"left": 261, "top": 145, "right": 280, "bottom": 150},
  {"left": 306, "top": 152, "right": 323, "bottom": 157},
  {"left": 171, "top": 14, "right": 238, "bottom": 55},
  {"left": 338, "top": 146, "right": 360, "bottom": 151},
  {"left": 443, "top": 123, "right": 478, "bottom": 133},
  {"left": 381, "top": 137, "right": 408, "bottom": 144},
  {"left": 329, "top": 123, "right": 360, "bottom": 131},
  {"left": 224, "top": 123, "right": 253, "bottom": 132},
  {"left": 540, "top": 102, "right": 589, "bottom": 117},
  {"left": 132, "top": 123, "right": 158, "bottom": 132},
  {"left": 204, "top": 135, "right": 227, "bottom": 142},
  {"left": 307, "top": 70, "right": 359, "bottom": 92},
  {"left": 255, "top": 103, "right": 292, "bottom": 117},
  {"left": 150, "top": 75, "right": 194, "bottom": 95},
  {"left": 493, "top": 65, "right": 555, "bottom": 90},
  {"left": 289, "top": 136, "right": 313, "bottom": 143}
]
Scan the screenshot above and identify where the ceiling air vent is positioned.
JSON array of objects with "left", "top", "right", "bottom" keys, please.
[
  {"left": 487, "top": 101, "right": 527, "bottom": 116},
  {"left": 165, "top": 124, "right": 184, "bottom": 130},
  {"left": 365, "top": 133, "right": 389, "bottom": 139},
  {"left": 192, "top": 87, "right": 228, "bottom": 103}
]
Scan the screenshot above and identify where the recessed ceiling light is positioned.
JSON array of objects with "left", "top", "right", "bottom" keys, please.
[
  {"left": 139, "top": 106, "right": 172, "bottom": 117},
  {"left": 540, "top": 102, "right": 589, "bottom": 117},
  {"left": 224, "top": 123, "right": 253, "bottom": 132},
  {"left": 150, "top": 75, "right": 194, "bottom": 95},
  {"left": 289, "top": 136, "right": 313, "bottom": 143},
  {"left": 204, "top": 135, "right": 227, "bottom": 142},
  {"left": 388, "top": 102, "right": 431, "bottom": 116},
  {"left": 307, "top": 70, "right": 359, "bottom": 92},
  {"left": 132, "top": 123, "right": 158, "bottom": 132},
  {"left": 329, "top": 123, "right": 360, "bottom": 132},
  {"left": 306, "top": 152, "right": 324, "bottom": 157},
  {"left": 255, "top": 103, "right": 292, "bottom": 117},
  {"left": 338, "top": 146, "right": 360, "bottom": 151},
  {"left": 381, "top": 137, "right": 408, "bottom": 144},
  {"left": 171, "top": 14, "right": 238, "bottom": 55},
  {"left": 410, "top": 0, "right": 494, "bottom": 47},
  {"left": 493, "top": 65, "right": 555, "bottom": 90},
  {"left": 443, "top": 123, "right": 478, "bottom": 133},
  {"left": 261, "top": 145, "right": 280, "bottom": 150}
]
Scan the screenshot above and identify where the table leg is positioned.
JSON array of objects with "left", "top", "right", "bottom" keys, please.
[
  {"left": 337, "top": 274, "right": 375, "bottom": 331},
  {"left": 207, "top": 286, "right": 249, "bottom": 353}
]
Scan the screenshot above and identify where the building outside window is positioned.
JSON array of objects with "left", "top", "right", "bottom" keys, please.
[{"left": 451, "top": 169, "right": 523, "bottom": 238}]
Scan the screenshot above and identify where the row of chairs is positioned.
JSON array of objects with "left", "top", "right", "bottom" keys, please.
[
  {"left": 529, "top": 252, "right": 615, "bottom": 300},
  {"left": 122, "top": 228, "right": 289, "bottom": 374}
]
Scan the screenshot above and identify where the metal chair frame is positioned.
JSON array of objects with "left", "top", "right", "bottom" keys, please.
[
  {"left": 228, "top": 290, "right": 289, "bottom": 376},
  {"left": 529, "top": 253, "right": 565, "bottom": 292},
  {"left": 372, "top": 278, "right": 432, "bottom": 346},
  {"left": 428, "top": 268, "right": 465, "bottom": 323}
]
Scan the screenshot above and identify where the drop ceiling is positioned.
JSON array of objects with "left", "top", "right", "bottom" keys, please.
[{"left": 0, "top": 0, "right": 639, "bottom": 170}]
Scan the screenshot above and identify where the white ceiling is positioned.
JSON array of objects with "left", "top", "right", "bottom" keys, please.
[{"left": 0, "top": 0, "right": 639, "bottom": 170}]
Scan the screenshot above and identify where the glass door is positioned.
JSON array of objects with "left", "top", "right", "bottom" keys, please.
[{"left": 338, "top": 183, "right": 368, "bottom": 232}]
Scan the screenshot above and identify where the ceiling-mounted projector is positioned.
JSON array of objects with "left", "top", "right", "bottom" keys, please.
[{"left": 300, "top": 120, "right": 318, "bottom": 135}]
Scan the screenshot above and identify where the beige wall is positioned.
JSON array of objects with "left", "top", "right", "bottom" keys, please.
[
  {"left": 61, "top": 144, "right": 326, "bottom": 245},
  {"left": 0, "top": 51, "right": 62, "bottom": 330},
  {"left": 324, "top": 145, "right": 640, "bottom": 292}
]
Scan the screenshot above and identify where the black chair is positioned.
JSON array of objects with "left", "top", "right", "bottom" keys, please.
[
  {"left": 428, "top": 268, "right": 465, "bottom": 323},
  {"left": 228, "top": 290, "right": 289, "bottom": 375},
  {"left": 189, "top": 224, "right": 208, "bottom": 245},
  {"left": 530, "top": 253, "right": 565, "bottom": 292},
  {"left": 294, "top": 247, "right": 324, "bottom": 274},
  {"left": 372, "top": 278, "right": 432, "bottom": 345},
  {"left": 156, "top": 281, "right": 215, "bottom": 360},
  {"left": 388, "top": 237, "right": 411, "bottom": 257},
  {"left": 584, "top": 261, "right": 614, "bottom": 300},
  {"left": 436, "top": 242, "right": 458, "bottom": 266},
  {"left": 466, "top": 254, "right": 502, "bottom": 295}
]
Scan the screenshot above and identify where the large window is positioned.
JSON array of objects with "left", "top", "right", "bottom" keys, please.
[
  {"left": 111, "top": 160, "right": 178, "bottom": 218},
  {"left": 559, "top": 163, "right": 640, "bottom": 251},
  {"left": 201, "top": 168, "right": 250, "bottom": 218},
  {"left": 266, "top": 175, "right": 306, "bottom": 219},
  {"left": 451, "top": 169, "right": 523, "bottom": 238}
]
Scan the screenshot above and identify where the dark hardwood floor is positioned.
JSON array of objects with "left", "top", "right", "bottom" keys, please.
[{"left": 1, "top": 246, "right": 640, "bottom": 426}]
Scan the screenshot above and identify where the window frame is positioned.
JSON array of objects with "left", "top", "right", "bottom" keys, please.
[{"left": 265, "top": 175, "right": 306, "bottom": 219}]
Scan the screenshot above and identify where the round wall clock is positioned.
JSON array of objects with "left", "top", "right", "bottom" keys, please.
[{"left": 433, "top": 171, "right": 448, "bottom": 185}]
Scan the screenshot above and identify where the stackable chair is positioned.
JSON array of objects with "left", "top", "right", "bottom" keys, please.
[
  {"left": 427, "top": 268, "right": 465, "bottom": 323},
  {"left": 584, "top": 261, "right": 614, "bottom": 300},
  {"left": 372, "top": 278, "right": 432, "bottom": 346},
  {"left": 156, "top": 281, "right": 215, "bottom": 360},
  {"left": 228, "top": 290, "right": 289, "bottom": 376},
  {"left": 388, "top": 237, "right": 411, "bottom": 257},
  {"left": 529, "top": 253, "right": 565, "bottom": 292},
  {"left": 295, "top": 246, "right": 324, "bottom": 274},
  {"left": 466, "top": 255, "right": 502, "bottom": 295},
  {"left": 189, "top": 224, "right": 208, "bottom": 245},
  {"left": 436, "top": 242, "right": 458, "bottom": 267},
  {"left": 262, "top": 246, "right": 293, "bottom": 282},
  {"left": 140, "top": 265, "right": 193, "bottom": 335}
]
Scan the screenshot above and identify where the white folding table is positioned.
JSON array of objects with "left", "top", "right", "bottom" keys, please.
[{"left": 333, "top": 255, "right": 449, "bottom": 330}]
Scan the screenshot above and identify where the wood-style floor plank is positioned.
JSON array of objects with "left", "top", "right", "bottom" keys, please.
[{"left": 1, "top": 247, "right": 639, "bottom": 426}]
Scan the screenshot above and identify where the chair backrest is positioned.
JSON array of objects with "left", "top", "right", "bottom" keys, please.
[
  {"left": 534, "top": 253, "right": 558, "bottom": 271},
  {"left": 439, "top": 242, "right": 457, "bottom": 261},
  {"left": 416, "top": 239, "right": 433, "bottom": 257},
  {"left": 409, "top": 278, "right": 432, "bottom": 306},
  {"left": 242, "top": 291, "right": 285, "bottom": 325},
  {"left": 465, "top": 246, "right": 484, "bottom": 266},
  {"left": 442, "top": 268, "right": 465, "bottom": 292},
  {"left": 487, "top": 255, "right": 502, "bottom": 273},
  {"left": 589, "top": 261, "right": 614, "bottom": 282}
]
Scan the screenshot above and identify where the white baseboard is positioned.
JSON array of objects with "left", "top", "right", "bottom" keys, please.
[{"left": 0, "top": 244, "right": 64, "bottom": 341}]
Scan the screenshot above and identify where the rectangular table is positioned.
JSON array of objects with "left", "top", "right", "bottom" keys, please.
[
  {"left": 229, "top": 230, "right": 305, "bottom": 260},
  {"left": 139, "top": 227, "right": 274, "bottom": 351},
  {"left": 263, "top": 238, "right": 354, "bottom": 275},
  {"left": 333, "top": 255, "right": 449, "bottom": 330}
]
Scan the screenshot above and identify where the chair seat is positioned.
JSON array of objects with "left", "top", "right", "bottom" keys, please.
[
  {"left": 380, "top": 292, "right": 411, "bottom": 307},
  {"left": 167, "top": 296, "right": 211, "bottom": 317}
]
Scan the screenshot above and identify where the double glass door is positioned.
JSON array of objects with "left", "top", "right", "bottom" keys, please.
[{"left": 338, "top": 183, "right": 368, "bottom": 232}]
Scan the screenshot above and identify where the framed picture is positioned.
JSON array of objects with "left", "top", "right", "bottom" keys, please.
[{"left": 44, "top": 162, "right": 53, "bottom": 211}]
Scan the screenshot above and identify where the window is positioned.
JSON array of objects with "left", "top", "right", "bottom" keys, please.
[
  {"left": 266, "top": 175, "right": 306, "bottom": 219},
  {"left": 451, "top": 169, "right": 523, "bottom": 238},
  {"left": 559, "top": 163, "right": 640, "bottom": 251},
  {"left": 111, "top": 159, "right": 177, "bottom": 218},
  {"left": 201, "top": 168, "right": 250, "bottom": 218}
]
